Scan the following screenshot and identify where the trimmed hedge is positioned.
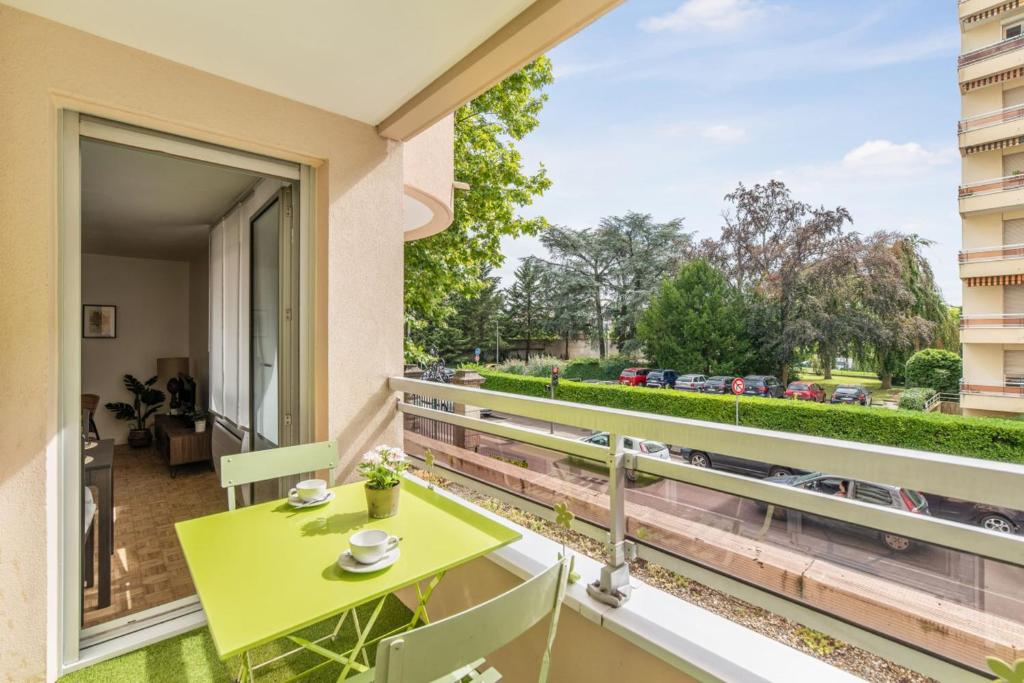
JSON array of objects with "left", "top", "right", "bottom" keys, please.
[
  {"left": 898, "top": 387, "right": 937, "bottom": 411},
  {"left": 478, "top": 370, "right": 1024, "bottom": 465}
]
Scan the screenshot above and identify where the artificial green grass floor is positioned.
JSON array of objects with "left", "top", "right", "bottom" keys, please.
[{"left": 61, "top": 595, "right": 412, "bottom": 683}]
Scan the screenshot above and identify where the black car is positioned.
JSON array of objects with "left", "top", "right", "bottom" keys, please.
[
  {"left": 765, "top": 472, "right": 929, "bottom": 552},
  {"left": 830, "top": 384, "right": 872, "bottom": 406},
  {"left": 678, "top": 447, "right": 806, "bottom": 479},
  {"left": 742, "top": 375, "right": 785, "bottom": 398},
  {"left": 645, "top": 369, "right": 679, "bottom": 388},
  {"left": 926, "top": 495, "right": 1023, "bottom": 535},
  {"left": 702, "top": 376, "right": 738, "bottom": 394}
]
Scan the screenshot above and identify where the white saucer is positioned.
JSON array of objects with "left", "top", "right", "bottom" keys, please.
[
  {"left": 287, "top": 490, "right": 335, "bottom": 509},
  {"left": 337, "top": 548, "right": 400, "bottom": 573}
]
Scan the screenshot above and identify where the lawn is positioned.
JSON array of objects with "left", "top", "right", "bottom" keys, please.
[{"left": 790, "top": 370, "right": 902, "bottom": 403}]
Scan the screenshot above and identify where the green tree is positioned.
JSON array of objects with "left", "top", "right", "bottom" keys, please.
[
  {"left": 602, "top": 212, "right": 692, "bottom": 353},
  {"left": 539, "top": 265, "right": 593, "bottom": 359},
  {"left": 404, "top": 58, "right": 554, "bottom": 358},
  {"left": 539, "top": 225, "right": 621, "bottom": 358},
  {"left": 412, "top": 267, "right": 504, "bottom": 362},
  {"left": 637, "top": 260, "right": 751, "bottom": 374},
  {"left": 905, "top": 348, "right": 962, "bottom": 394},
  {"left": 504, "top": 258, "right": 548, "bottom": 359}
]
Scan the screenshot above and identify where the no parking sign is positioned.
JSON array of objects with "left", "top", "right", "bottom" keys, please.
[{"left": 731, "top": 377, "right": 745, "bottom": 395}]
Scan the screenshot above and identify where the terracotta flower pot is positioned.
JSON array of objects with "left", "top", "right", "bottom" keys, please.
[
  {"left": 128, "top": 428, "right": 152, "bottom": 449},
  {"left": 364, "top": 483, "right": 400, "bottom": 519}
]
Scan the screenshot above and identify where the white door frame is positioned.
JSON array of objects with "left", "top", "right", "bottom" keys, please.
[{"left": 56, "top": 111, "right": 317, "bottom": 675}]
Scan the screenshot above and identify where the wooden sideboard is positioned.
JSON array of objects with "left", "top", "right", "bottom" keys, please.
[{"left": 154, "top": 414, "right": 212, "bottom": 476}]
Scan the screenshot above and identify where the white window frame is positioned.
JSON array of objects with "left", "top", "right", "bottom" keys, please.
[{"left": 56, "top": 111, "right": 317, "bottom": 675}]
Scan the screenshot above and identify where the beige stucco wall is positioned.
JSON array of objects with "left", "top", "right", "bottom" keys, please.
[
  {"left": 402, "top": 114, "right": 456, "bottom": 241},
  {"left": 396, "top": 557, "right": 697, "bottom": 683},
  {"left": 0, "top": 5, "right": 421, "bottom": 679}
]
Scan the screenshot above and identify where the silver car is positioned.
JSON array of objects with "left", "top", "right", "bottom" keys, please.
[
  {"left": 578, "top": 432, "right": 670, "bottom": 481},
  {"left": 674, "top": 374, "right": 707, "bottom": 392}
]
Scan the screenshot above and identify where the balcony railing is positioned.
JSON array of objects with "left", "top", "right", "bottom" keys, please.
[
  {"left": 960, "top": 378, "right": 1024, "bottom": 395},
  {"left": 958, "top": 103, "right": 1024, "bottom": 133},
  {"left": 960, "top": 313, "right": 1024, "bottom": 327},
  {"left": 959, "top": 172, "right": 1024, "bottom": 197},
  {"left": 392, "top": 376, "right": 1024, "bottom": 682},
  {"left": 959, "top": 34, "right": 1024, "bottom": 68},
  {"left": 959, "top": 242, "right": 1024, "bottom": 262}
]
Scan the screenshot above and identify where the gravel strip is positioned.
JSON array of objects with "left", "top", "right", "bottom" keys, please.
[{"left": 414, "top": 468, "right": 935, "bottom": 683}]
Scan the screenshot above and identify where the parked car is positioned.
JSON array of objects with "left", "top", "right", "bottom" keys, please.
[
  {"left": 764, "top": 472, "right": 929, "bottom": 552},
  {"left": 784, "top": 381, "right": 827, "bottom": 402},
  {"left": 618, "top": 367, "right": 651, "bottom": 386},
  {"left": 578, "top": 432, "right": 670, "bottom": 481},
  {"left": 830, "top": 384, "right": 871, "bottom": 406},
  {"left": 926, "top": 495, "right": 1023, "bottom": 535},
  {"left": 742, "top": 375, "right": 785, "bottom": 398},
  {"left": 674, "top": 374, "right": 708, "bottom": 392},
  {"left": 645, "top": 369, "right": 679, "bottom": 388},
  {"left": 679, "top": 447, "right": 805, "bottom": 479},
  {"left": 701, "top": 375, "right": 738, "bottom": 394}
]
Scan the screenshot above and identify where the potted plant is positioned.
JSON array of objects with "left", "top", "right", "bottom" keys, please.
[
  {"left": 104, "top": 374, "right": 165, "bottom": 448},
  {"left": 188, "top": 408, "right": 208, "bottom": 433},
  {"left": 358, "top": 445, "right": 409, "bottom": 519}
]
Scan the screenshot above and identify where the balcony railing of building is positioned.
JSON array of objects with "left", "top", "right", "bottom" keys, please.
[
  {"left": 958, "top": 103, "right": 1024, "bottom": 133},
  {"left": 392, "top": 376, "right": 1024, "bottom": 683},
  {"left": 959, "top": 172, "right": 1024, "bottom": 197},
  {"left": 959, "top": 33, "right": 1024, "bottom": 68},
  {"left": 960, "top": 313, "right": 1024, "bottom": 327},
  {"left": 961, "top": 378, "right": 1024, "bottom": 395},
  {"left": 959, "top": 242, "right": 1024, "bottom": 262}
]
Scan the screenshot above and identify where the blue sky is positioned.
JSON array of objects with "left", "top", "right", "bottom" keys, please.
[{"left": 498, "top": 0, "right": 963, "bottom": 304}]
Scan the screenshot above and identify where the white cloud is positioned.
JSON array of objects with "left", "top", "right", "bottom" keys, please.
[
  {"left": 840, "top": 140, "right": 956, "bottom": 177},
  {"left": 640, "top": 0, "right": 774, "bottom": 33},
  {"left": 702, "top": 124, "right": 747, "bottom": 143}
]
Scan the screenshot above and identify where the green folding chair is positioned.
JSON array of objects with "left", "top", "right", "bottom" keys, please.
[
  {"left": 341, "top": 558, "right": 569, "bottom": 683},
  {"left": 220, "top": 440, "right": 337, "bottom": 511}
]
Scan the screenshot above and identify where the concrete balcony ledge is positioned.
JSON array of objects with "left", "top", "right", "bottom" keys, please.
[
  {"left": 959, "top": 0, "right": 1019, "bottom": 23},
  {"left": 959, "top": 178, "right": 1024, "bottom": 214},
  {"left": 959, "top": 43, "right": 1024, "bottom": 83},
  {"left": 408, "top": 473, "right": 859, "bottom": 683}
]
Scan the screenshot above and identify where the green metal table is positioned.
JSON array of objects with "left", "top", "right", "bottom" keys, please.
[{"left": 176, "top": 478, "right": 521, "bottom": 680}]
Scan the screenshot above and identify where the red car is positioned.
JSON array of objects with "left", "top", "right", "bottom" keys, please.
[
  {"left": 618, "top": 367, "right": 651, "bottom": 386},
  {"left": 785, "top": 381, "right": 827, "bottom": 402}
]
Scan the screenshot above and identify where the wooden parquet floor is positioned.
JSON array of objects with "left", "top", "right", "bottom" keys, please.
[{"left": 83, "top": 443, "right": 225, "bottom": 627}]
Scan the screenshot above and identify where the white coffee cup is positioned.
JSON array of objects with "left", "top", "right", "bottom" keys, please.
[
  {"left": 290, "top": 478, "right": 327, "bottom": 503},
  {"left": 349, "top": 529, "right": 400, "bottom": 564}
]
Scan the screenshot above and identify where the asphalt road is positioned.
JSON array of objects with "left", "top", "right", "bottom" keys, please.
[{"left": 470, "top": 412, "right": 1024, "bottom": 621}]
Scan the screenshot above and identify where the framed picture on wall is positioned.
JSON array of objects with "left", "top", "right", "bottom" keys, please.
[{"left": 83, "top": 304, "right": 116, "bottom": 338}]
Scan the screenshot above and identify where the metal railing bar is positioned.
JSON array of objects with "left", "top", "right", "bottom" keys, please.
[
  {"left": 407, "top": 450, "right": 987, "bottom": 683},
  {"left": 399, "top": 401, "right": 606, "bottom": 462},
  {"left": 391, "top": 377, "right": 1024, "bottom": 510},
  {"left": 633, "top": 455, "right": 1024, "bottom": 566}
]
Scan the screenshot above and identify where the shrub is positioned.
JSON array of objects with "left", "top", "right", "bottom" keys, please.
[
  {"left": 478, "top": 370, "right": 1024, "bottom": 465},
  {"left": 898, "top": 387, "right": 937, "bottom": 411},
  {"left": 495, "top": 359, "right": 527, "bottom": 375},
  {"left": 905, "top": 349, "right": 961, "bottom": 395},
  {"left": 562, "top": 355, "right": 639, "bottom": 381}
]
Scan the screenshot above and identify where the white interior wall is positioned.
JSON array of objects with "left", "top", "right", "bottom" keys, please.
[
  {"left": 188, "top": 246, "right": 209, "bottom": 410},
  {"left": 81, "top": 254, "right": 190, "bottom": 443}
]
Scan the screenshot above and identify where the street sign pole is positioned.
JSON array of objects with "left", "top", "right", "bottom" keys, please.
[{"left": 731, "top": 377, "right": 745, "bottom": 426}]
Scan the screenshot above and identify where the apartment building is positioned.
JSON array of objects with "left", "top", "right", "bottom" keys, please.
[{"left": 958, "top": 0, "right": 1024, "bottom": 415}]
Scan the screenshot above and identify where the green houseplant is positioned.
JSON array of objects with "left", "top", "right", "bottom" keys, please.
[
  {"left": 358, "top": 445, "right": 409, "bottom": 519},
  {"left": 105, "top": 374, "right": 165, "bottom": 448}
]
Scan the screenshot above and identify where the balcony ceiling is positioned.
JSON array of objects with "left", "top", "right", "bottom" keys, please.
[{"left": 4, "top": 0, "right": 534, "bottom": 126}]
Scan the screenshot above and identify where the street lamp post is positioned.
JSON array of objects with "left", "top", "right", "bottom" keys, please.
[{"left": 495, "top": 320, "right": 500, "bottom": 363}]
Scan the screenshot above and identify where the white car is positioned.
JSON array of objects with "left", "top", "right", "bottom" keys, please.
[{"left": 578, "top": 432, "right": 671, "bottom": 481}]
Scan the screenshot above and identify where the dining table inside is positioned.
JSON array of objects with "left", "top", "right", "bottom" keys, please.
[{"left": 175, "top": 477, "right": 522, "bottom": 681}]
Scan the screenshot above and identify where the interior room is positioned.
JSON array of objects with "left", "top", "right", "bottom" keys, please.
[{"left": 79, "top": 136, "right": 290, "bottom": 629}]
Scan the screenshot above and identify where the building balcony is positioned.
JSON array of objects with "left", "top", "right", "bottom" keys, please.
[
  {"left": 959, "top": 35, "right": 1024, "bottom": 84},
  {"left": 960, "top": 314, "right": 1024, "bottom": 342},
  {"left": 959, "top": 173, "right": 1024, "bottom": 213},
  {"left": 958, "top": 104, "right": 1024, "bottom": 151},
  {"left": 961, "top": 380, "right": 1024, "bottom": 412},
  {"left": 960, "top": 243, "right": 1024, "bottom": 279},
  {"left": 959, "top": 0, "right": 1023, "bottom": 28}
]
